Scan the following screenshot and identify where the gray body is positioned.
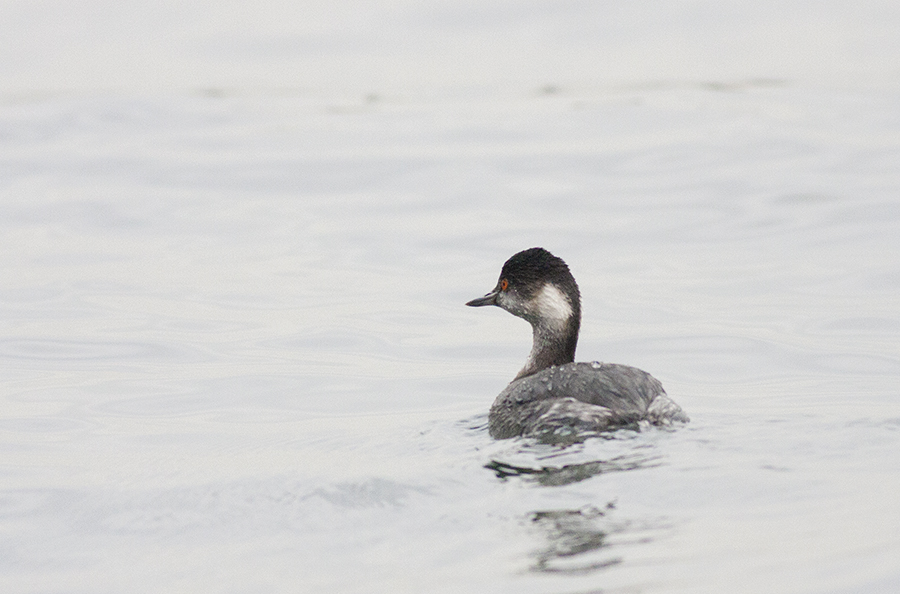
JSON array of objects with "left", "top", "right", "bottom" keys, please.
[{"left": 489, "top": 361, "right": 688, "bottom": 439}]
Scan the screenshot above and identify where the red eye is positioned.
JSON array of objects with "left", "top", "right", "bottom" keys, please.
[{"left": 500, "top": 279, "right": 509, "bottom": 291}]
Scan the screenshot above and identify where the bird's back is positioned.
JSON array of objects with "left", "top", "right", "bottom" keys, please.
[{"left": 488, "top": 362, "right": 688, "bottom": 439}]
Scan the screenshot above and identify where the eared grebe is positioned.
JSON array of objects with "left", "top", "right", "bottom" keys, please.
[{"left": 467, "top": 247, "right": 688, "bottom": 439}]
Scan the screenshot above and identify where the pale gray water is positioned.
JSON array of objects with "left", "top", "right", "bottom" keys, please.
[{"left": 3, "top": 2, "right": 900, "bottom": 593}]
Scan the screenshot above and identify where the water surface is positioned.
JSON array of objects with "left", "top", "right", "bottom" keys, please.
[{"left": 2, "top": 2, "right": 900, "bottom": 593}]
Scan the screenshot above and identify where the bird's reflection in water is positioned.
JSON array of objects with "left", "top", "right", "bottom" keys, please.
[
  {"left": 529, "top": 505, "right": 622, "bottom": 574},
  {"left": 486, "top": 452, "right": 663, "bottom": 574},
  {"left": 485, "top": 452, "right": 660, "bottom": 487}
]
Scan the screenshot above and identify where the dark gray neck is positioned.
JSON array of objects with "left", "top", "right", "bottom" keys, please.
[{"left": 515, "top": 315, "right": 580, "bottom": 380}]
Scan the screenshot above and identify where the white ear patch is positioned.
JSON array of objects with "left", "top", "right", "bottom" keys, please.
[{"left": 533, "top": 283, "right": 573, "bottom": 326}]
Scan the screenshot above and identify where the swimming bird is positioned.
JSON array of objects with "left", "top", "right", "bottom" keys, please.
[{"left": 467, "top": 247, "right": 688, "bottom": 439}]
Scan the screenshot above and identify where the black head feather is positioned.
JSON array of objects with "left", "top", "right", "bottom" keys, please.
[{"left": 500, "top": 247, "right": 579, "bottom": 302}]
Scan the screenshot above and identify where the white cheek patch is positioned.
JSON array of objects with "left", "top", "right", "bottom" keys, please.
[{"left": 532, "top": 283, "right": 573, "bottom": 327}]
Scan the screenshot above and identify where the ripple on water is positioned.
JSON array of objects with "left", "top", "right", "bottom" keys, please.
[
  {"left": 37, "top": 477, "right": 432, "bottom": 537},
  {"left": 0, "top": 338, "right": 184, "bottom": 362},
  {"left": 0, "top": 417, "right": 89, "bottom": 435}
]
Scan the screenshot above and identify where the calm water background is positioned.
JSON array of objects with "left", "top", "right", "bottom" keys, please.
[{"left": 2, "top": 2, "right": 900, "bottom": 593}]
